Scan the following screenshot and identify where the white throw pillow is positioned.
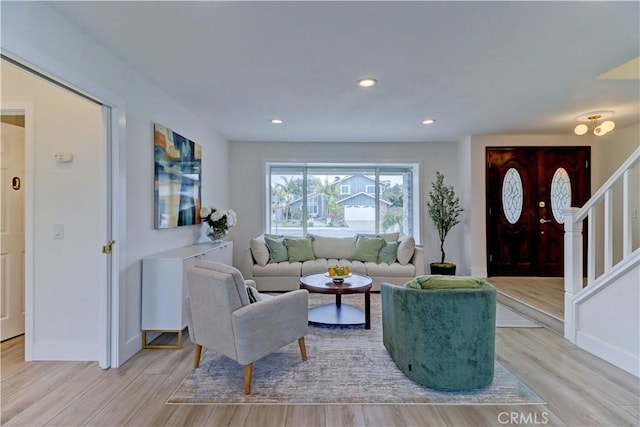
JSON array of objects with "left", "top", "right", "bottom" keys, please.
[
  {"left": 250, "top": 235, "right": 270, "bottom": 267},
  {"left": 396, "top": 235, "right": 415, "bottom": 265}
]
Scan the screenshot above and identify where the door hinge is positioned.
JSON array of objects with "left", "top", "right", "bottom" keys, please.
[
  {"left": 102, "top": 240, "right": 116, "bottom": 254},
  {"left": 489, "top": 206, "right": 492, "bottom": 215},
  {"left": 489, "top": 254, "right": 493, "bottom": 263},
  {"left": 586, "top": 160, "right": 589, "bottom": 169}
]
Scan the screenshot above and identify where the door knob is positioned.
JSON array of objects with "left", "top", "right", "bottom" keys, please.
[{"left": 539, "top": 218, "right": 552, "bottom": 224}]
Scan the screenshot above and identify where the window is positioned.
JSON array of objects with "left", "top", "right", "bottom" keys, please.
[{"left": 267, "top": 163, "right": 419, "bottom": 240}]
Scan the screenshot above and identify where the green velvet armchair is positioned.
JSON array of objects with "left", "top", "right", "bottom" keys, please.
[{"left": 381, "top": 278, "right": 496, "bottom": 390}]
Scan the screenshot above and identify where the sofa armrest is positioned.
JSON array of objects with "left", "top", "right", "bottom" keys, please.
[
  {"left": 242, "top": 247, "right": 255, "bottom": 280},
  {"left": 231, "top": 289, "right": 309, "bottom": 365},
  {"left": 412, "top": 246, "right": 425, "bottom": 275}
]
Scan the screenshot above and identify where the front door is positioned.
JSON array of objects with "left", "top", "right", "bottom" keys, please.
[{"left": 486, "top": 147, "right": 590, "bottom": 277}]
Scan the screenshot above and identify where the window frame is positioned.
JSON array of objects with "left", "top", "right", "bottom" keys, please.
[{"left": 266, "top": 162, "right": 420, "bottom": 242}]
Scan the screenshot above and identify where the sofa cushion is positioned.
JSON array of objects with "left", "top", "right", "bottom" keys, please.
[
  {"left": 284, "top": 237, "right": 315, "bottom": 262},
  {"left": 378, "top": 241, "right": 400, "bottom": 264},
  {"left": 405, "top": 275, "right": 488, "bottom": 290},
  {"left": 252, "top": 262, "right": 302, "bottom": 277},
  {"left": 250, "top": 235, "right": 270, "bottom": 267},
  {"left": 365, "top": 262, "right": 415, "bottom": 277},
  {"left": 309, "top": 234, "right": 356, "bottom": 259},
  {"left": 351, "top": 235, "right": 386, "bottom": 263},
  {"left": 396, "top": 236, "right": 415, "bottom": 265},
  {"left": 301, "top": 259, "right": 329, "bottom": 275},
  {"left": 265, "top": 236, "right": 288, "bottom": 263}
]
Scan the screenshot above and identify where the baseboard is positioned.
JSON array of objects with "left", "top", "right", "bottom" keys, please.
[
  {"left": 577, "top": 331, "right": 640, "bottom": 378},
  {"left": 496, "top": 292, "right": 564, "bottom": 335},
  {"left": 32, "top": 343, "right": 99, "bottom": 361}
]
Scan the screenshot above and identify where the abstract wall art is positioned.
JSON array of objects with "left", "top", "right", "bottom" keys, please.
[{"left": 154, "top": 123, "right": 202, "bottom": 229}]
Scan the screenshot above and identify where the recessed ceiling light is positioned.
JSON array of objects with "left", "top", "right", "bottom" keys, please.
[
  {"left": 422, "top": 118, "right": 436, "bottom": 125},
  {"left": 357, "top": 77, "right": 377, "bottom": 88},
  {"left": 271, "top": 118, "right": 283, "bottom": 125}
]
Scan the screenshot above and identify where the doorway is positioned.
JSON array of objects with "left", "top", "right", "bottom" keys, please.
[
  {"left": 486, "top": 147, "right": 590, "bottom": 277},
  {"left": 1, "top": 118, "right": 25, "bottom": 341},
  {"left": 1, "top": 57, "right": 119, "bottom": 368}
]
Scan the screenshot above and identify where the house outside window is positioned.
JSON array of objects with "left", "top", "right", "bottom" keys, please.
[
  {"left": 267, "top": 163, "right": 419, "bottom": 241},
  {"left": 308, "top": 194, "right": 318, "bottom": 216}
]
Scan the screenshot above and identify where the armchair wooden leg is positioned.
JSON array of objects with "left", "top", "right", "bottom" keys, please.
[
  {"left": 193, "top": 344, "right": 202, "bottom": 368},
  {"left": 244, "top": 363, "right": 253, "bottom": 395},
  {"left": 298, "top": 337, "right": 307, "bottom": 361}
]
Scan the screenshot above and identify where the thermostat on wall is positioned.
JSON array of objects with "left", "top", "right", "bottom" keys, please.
[{"left": 54, "top": 152, "right": 74, "bottom": 163}]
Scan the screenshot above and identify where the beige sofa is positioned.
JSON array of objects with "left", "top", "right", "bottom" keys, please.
[{"left": 243, "top": 232, "right": 424, "bottom": 292}]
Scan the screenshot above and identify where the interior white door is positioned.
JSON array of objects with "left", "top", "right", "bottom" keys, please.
[{"left": 1, "top": 121, "right": 26, "bottom": 341}]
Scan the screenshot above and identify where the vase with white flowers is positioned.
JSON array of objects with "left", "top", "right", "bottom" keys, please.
[{"left": 200, "top": 206, "right": 237, "bottom": 242}]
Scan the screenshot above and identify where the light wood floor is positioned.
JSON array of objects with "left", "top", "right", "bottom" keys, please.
[
  {"left": 2, "top": 310, "right": 639, "bottom": 427},
  {"left": 487, "top": 276, "right": 565, "bottom": 319}
]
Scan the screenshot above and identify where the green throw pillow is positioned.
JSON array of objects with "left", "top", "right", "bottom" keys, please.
[
  {"left": 405, "top": 275, "right": 488, "bottom": 290},
  {"left": 265, "top": 236, "right": 288, "bottom": 263},
  {"left": 351, "top": 235, "right": 385, "bottom": 263},
  {"left": 378, "top": 241, "right": 400, "bottom": 264},
  {"left": 284, "top": 237, "right": 315, "bottom": 262}
]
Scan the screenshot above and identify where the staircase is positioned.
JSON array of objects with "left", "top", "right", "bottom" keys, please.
[{"left": 563, "top": 146, "right": 640, "bottom": 377}]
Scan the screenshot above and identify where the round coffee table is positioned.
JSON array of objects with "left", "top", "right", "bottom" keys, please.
[{"left": 299, "top": 272, "right": 372, "bottom": 329}]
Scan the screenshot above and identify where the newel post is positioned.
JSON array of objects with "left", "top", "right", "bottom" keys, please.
[{"left": 563, "top": 207, "right": 583, "bottom": 343}]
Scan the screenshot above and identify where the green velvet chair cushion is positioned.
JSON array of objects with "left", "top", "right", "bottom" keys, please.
[{"left": 405, "top": 275, "right": 489, "bottom": 290}]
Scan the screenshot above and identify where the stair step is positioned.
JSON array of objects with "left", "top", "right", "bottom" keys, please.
[{"left": 497, "top": 292, "right": 564, "bottom": 334}]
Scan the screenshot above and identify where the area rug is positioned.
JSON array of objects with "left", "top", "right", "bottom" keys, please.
[{"left": 167, "top": 294, "right": 544, "bottom": 405}]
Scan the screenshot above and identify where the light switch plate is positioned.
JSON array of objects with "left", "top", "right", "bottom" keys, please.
[{"left": 53, "top": 224, "right": 64, "bottom": 239}]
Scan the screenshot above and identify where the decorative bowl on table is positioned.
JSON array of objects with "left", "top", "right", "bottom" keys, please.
[{"left": 325, "top": 266, "right": 351, "bottom": 283}]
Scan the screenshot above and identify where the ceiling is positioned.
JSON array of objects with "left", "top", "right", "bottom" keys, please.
[{"left": 49, "top": 1, "right": 640, "bottom": 143}]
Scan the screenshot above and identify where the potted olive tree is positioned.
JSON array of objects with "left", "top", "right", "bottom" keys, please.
[{"left": 427, "top": 171, "right": 463, "bottom": 275}]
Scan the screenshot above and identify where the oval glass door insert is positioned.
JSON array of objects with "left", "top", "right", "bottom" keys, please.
[
  {"left": 502, "top": 168, "right": 523, "bottom": 224},
  {"left": 551, "top": 167, "right": 572, "bottom": 223}
]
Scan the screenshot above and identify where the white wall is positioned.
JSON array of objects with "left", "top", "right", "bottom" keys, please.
[
  {"left": 591, "top": 124, "right": 640, "bottom": 263},
  {"left": 228, "top": 141, "right": 459, "bottom": 277},
  {"left": 1, "top": 2, "right": 229, "bottom": 364},
  {"left": 466, "top": 130, "right": 639, "bottom": 277},
  {"left": 2, "top": 61, "right": 104, "bottom": 360}
]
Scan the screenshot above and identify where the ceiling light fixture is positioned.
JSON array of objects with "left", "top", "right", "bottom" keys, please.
[
  {"left": 422, "top": 118, "right": 436, "bottom": 125},
  {"left": 357, "top": 77, "right": 377, "bottom": 88},
  {"left": 574, "top": 111, "right": 615, "bottom": 136},
  {"left": 271, "top": 118, "right": 283, "bottom": 125}
]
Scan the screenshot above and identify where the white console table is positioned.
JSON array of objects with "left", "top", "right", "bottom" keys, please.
[{"left": 141, "top": 241, "right": 233, "bottom": 348}]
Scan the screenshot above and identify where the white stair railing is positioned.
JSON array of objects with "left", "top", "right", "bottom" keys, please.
[{"left": 564, "top": 146, "right": 640, "bottom": 343}]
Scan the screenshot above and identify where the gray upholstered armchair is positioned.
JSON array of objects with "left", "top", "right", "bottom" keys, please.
[{"left": 184, "top": 261, "right": 309, "bottom": 395}]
